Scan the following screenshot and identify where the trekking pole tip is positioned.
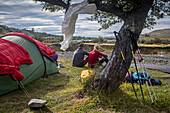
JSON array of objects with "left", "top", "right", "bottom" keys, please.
[
  {"left": 138, "top": 101, "right": 140, "bottom": 105},
  {"left": 152, "top": 102, "right": 155, "bottom": 108}
]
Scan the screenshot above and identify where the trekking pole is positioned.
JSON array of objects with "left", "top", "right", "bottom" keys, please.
[
  {"left": 136, "top": 50, "right": 155, "bottom": 107},
  {"left": 128, "top": 32, "right": 145, "bottom": 105},
  {"left": 136, "top": 49, "right": 158, "bottom": 102},
  {"left": 113, "top": 31, "right": 140, "bottom": 104}
]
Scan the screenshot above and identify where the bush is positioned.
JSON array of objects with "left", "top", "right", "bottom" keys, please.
[
  {"left": 138, "top": 38, "right": 170, "bottom": 44},
  {"left": 153, "top": 38, "right": 162, "bottom": 44}
]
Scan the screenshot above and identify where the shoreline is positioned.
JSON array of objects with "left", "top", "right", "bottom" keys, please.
[{"left": 56, "top": 52, "right": 170, "bottom": 65}]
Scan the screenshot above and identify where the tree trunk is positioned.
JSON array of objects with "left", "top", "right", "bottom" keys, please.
[
  {"left": 99, "top": 24, "right": 133, "bottom": 93},
  {"left": 99, "top": 0, "right": 154, "bottom": 93}
]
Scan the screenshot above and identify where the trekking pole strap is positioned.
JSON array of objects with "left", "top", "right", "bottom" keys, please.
[
  {"left": 113, "top": 31, "right": 122, "bottom": 41},
  {"left": 114, "top": 31, "right": 126, "bottom": 61},
  {"left": 127, "top": 30, "right": 139, "bottom": 51}
]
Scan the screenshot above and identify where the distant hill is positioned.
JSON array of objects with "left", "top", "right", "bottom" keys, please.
[
  {"left": 140, "top": 29, "right": 170, "bottom": 39},
  {"left": 0, "top": 24, "right": 169, "bottom": 41},
  {"left": 0, "top": 25, "right": 34, "bottom": 36},
  {"left": 148, "top": 29, "right": 170, "bottom": 38},
  {"left": 0, "top": 25, "right": 62, "bottom": 37},
  {"left": 0, "top": 25, "right": 63, "bottom": 42}
]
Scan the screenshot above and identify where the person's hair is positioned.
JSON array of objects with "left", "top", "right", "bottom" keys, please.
[
  {"left": 78, "top": 43, "right": 84, "bottom": 48},
  {"left": 93, "top": 45, "right": 100, "bottom": 51}
]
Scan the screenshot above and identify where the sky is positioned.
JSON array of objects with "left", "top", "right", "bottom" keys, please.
[{"left": 0, "top": 0, "right": 170, "bottom": 37}]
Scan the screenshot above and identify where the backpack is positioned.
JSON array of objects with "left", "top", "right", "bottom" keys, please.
[{"left": 150, "top": 77, "right": 162, "bottom": 85}]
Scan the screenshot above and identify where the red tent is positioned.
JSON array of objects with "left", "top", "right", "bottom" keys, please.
[{"left": 0, "top": 38, "right": 33, "bottom": 81}]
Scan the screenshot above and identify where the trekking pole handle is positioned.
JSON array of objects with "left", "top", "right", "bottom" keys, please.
[
  {"left": 113, "top": 31, "right": 125, "bottom": 60},
  {"left": 113, "top": 31, "right": 122, "bottom": 41}
]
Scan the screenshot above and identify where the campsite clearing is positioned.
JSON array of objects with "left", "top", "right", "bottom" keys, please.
[{"left": 0, "top": 59, "right": 169, "bottom": 113}]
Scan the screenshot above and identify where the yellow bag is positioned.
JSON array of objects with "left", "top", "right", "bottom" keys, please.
[{"left": 80, "top": 70, "right": 95, "bottom": 83}]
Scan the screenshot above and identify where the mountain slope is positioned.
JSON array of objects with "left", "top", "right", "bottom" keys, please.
[
  {"left": 149, "top": 29, "right": 170, "bottom": 38},
  {"left": 1, "top": 25, "right": 169, "bottom": 39},
  {"left": 141, "top": 29, "right": 170, "bottom": 39}
]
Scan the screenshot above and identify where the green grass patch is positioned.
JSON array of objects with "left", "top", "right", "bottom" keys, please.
[
  {"left": 0, "top": 60, "right": 169, "bottom": 113},
  {"left": 84, "top": 43, "right": 170, "bottom": 48}
]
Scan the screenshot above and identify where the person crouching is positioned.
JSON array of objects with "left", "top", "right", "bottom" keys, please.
[{"left": 88, "top": 45, "right": 108, "bottom": 68}]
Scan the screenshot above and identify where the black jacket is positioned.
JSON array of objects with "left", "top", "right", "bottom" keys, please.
[{"left": 72, "top": 48, "right": 89, "bottom": 67}]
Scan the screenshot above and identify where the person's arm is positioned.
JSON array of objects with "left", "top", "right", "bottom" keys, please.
[
  {"left": 83, "top": 50, "right": 89, "bottom": 56},
  {"left": 99, "top": 52, "right": 108, "bottom": 57}
]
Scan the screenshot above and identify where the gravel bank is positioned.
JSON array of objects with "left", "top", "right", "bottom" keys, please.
[{"left": 57, "top": 52, "right": 170, "bottom": 65}]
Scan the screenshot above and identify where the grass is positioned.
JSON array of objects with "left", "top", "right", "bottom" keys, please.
[
  {"left": 138, "top": 44, "right": 170, "bottom": 48},
  {"left": 0, "top": 59, "right": 169, "bottom": 113},
  {"left": 84, "top": 43, "right": 170, "bottom": 54}
]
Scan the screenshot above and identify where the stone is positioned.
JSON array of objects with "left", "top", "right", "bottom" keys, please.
[{"left": 28, "top": 99, "right": 47, "bottom": 108}]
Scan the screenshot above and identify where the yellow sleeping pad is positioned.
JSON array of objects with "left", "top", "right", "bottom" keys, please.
[{"left": 80, "top": 70, "right": 95, "bottom": 83}]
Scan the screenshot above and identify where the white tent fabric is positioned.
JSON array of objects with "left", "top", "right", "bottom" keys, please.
[{"left": 60, "top": 0, "right": 97, "bottom": 51}]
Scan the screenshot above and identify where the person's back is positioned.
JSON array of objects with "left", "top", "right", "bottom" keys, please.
[
  {"left": 88, "top": 51, "right": 101, "bottom": 66},
  {"left": 88, "top": 45, "right": 108, "bottom": 68},
  {"left": 72, "top": 44, "right": 89, "bottom": 67}
]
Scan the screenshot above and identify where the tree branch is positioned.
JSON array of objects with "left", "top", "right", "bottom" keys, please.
[
  {"left": 89, "top": 2, "right": 127, "bottom": 20},
  {"left": 35, "top": 0, "right": 67, "bottom": 9},
  {"left": 36, "top": 0, "right": 127, "bottom": 19}
]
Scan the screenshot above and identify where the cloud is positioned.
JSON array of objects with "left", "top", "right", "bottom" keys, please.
[
  {"left": 1, "top": 0, "right": 42, "bottom": 6},
  {"left": 71, "top": 0, "right": 84, "bottom": 4},
  {"left": 0, "top": 0, "right": 169, "bottom": 37},
  {"left": 0, "top": 0, "right": 64, "bottom": 35}
]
